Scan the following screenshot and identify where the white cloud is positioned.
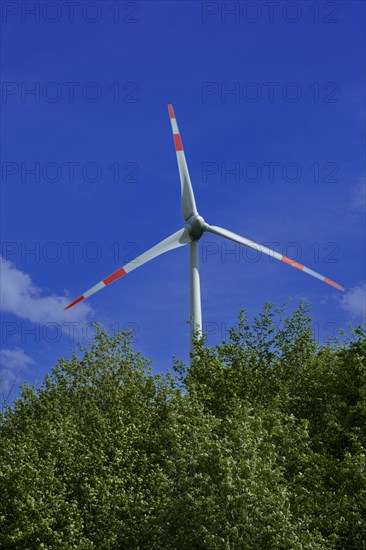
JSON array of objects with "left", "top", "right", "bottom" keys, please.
[
  {"left": 0, "top": 347, "right": 34, "bottom": 371},
  {"left": 0, "top": 256, "right": 93, "bottom": 326},
  {"left": 351, "top": 179, "right": 366, "bottom": 212},
  {"left": 0, "top": 347, "right": 34, "bottom": 400},
  {"left": 341, "top": 283, "right": 366, "bottom": 317}
]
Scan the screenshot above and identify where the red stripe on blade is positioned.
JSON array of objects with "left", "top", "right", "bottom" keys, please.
[
  {"left": 323, "top": 278, "right": 345, "bottom": 291},
  {"left": 281, "top": 256, "right": 304, "bottom": 271},
  {"left": 173, "top": 134, "right": 183, "bottom": 151},
  {"left": 103, "top": 267, "right": 127, "bottom": 285},
  {"left": 168, "top": 104, "right": 175, "bottom": 119},
  {"left": 64, "top": 295, "right": 85, "bottom": 310}
]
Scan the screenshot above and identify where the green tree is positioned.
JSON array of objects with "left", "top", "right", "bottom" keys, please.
[{"left": 0, "top": 306, "right": 365, "bottom": 549}]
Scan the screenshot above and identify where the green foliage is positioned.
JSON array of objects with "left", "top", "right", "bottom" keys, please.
[{"left": 0, "top": 307, "right": 365, "bottom": 549}]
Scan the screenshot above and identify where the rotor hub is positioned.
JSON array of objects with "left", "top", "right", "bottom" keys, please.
[{"left": 186, "top": 214, "right": 208, "bottom": 240}]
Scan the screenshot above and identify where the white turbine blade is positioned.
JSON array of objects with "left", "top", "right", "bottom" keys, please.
[
  {"left": 64, "top": 227, "right": 191, "bottom": 310},
  {"left": 206, "top": 225, "right": 345, "bottom": 292},
  {"left": 168, "top": 104, "right": 198, "bottom": 222}
]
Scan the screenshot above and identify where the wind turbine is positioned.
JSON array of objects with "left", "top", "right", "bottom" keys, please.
[{"left": 65, "top": 104, "right": 344, "bottom": 355}]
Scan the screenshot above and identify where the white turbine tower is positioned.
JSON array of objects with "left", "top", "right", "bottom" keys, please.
[{"left": 65, "top": 104, "right": 344, "bottom": 355}]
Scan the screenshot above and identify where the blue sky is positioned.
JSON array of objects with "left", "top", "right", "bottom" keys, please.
[{"left": 1, "top": 0, "right": 365, "bottom": 398}]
